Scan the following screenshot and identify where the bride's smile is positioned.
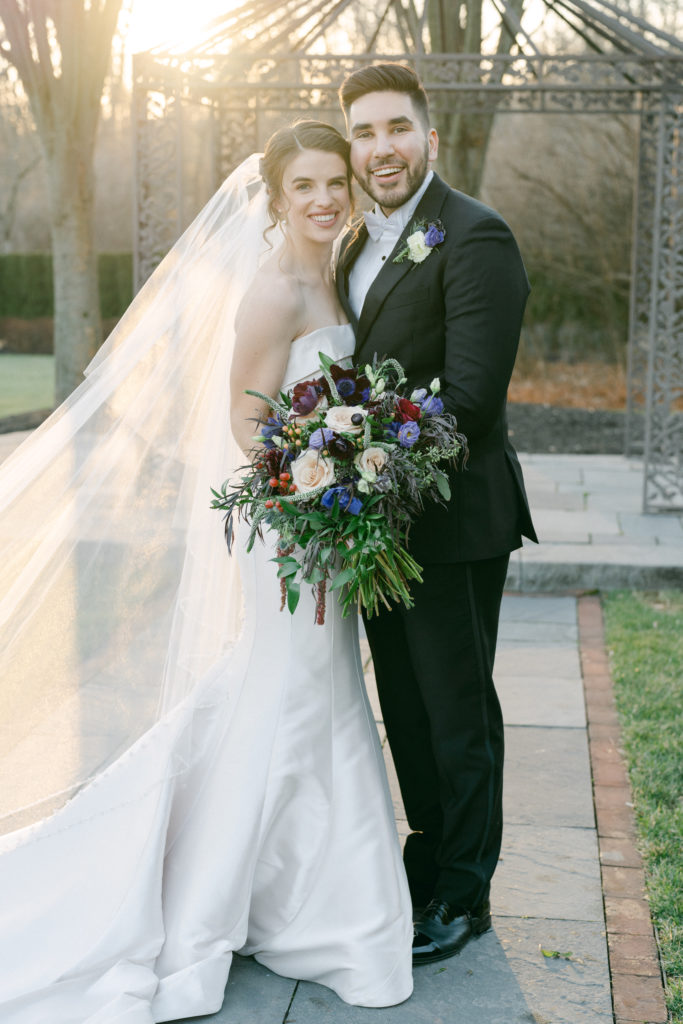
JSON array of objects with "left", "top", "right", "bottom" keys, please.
[{"left": 277, "top": 149, "right": 351, "bottom": 245}]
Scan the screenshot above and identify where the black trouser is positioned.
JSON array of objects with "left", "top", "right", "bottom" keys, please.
[{"left": 363, "top": 554, "right": 509, "bottom": 910}]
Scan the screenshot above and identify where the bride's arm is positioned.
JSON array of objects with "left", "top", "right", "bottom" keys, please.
[{"left": 230, "top": 273, "right": 303, "bottom": 455}]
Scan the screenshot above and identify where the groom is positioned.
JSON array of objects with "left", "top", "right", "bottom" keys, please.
[{"left": 337, "top": 63, "right": 537, "bottom": 965}]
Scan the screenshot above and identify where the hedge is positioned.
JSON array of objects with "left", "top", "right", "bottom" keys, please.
[{"left": 0, "top": 253, "right": 133, "bottom": 319}]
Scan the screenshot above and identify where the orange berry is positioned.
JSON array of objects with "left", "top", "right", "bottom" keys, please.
[
  {"left": 279, "top": 472, "right": 291, "bottom": 481},
  {"left": 265, "top": 499, "right": 274, "bottom": 509},
  {"left": 269, "top": 477, "right": 279, "bottom": 488}
]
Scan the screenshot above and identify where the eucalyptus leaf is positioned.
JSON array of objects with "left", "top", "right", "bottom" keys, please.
[
  {"left": 318, "top": 351, "right": 335, "bottom": 372},
  {"left": 435, "top": 469, "right": 451, "bottom": 501},
  {"left": 276, "top": 562, "right": 299, "bottom": 578},
  {"left": 286, "top": 578, "right": 300, "bottom": 614},
  {"left": 329, "top": 566, "right": 356, "bottom": 591}
]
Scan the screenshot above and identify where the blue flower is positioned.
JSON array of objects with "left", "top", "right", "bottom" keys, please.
[
  {"left": 421, "top": 395, "right": 444, "bottom": 416},
  {"left": 386, "top": 421, "right": 401, "bottom": 437},
  {"left": 398, "top": 421, "right": 420, "bottom": 447},
  {"left": 336, "top": 378, "right": 356, "bottom": 399},
  {"left": 321, "top": 486, "right": 362, "bottom": 514},
  {"left": 260, "top": 414, "right": 283, "bottom": 448},
  {"left": 309, "top": 427, "right": 335, "bottom": 449},
  {"left": 424, "top": 222, "right": 445, "bottom": 247}
]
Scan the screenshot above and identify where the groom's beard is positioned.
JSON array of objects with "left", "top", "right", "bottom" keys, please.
[{"left": 357, "top": 142, "right": 430, "bottom": 211}]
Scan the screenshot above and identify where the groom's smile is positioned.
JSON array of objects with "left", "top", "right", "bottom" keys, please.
[{"left": 348, "top": 91, "right": 438, "bottom": 214}]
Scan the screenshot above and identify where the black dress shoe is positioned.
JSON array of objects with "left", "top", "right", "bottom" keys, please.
[{"left": 412, "top": 898, "right": 492, "bottom": 965}]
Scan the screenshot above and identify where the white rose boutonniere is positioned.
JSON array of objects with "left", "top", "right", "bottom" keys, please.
[
  {"left": 394, "top": 219, "right": 446, "bottom": 265},
  {"left": 406, "top": 231, "right": 430, "bottom": 263}
]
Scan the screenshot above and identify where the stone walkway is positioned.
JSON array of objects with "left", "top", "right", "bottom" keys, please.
[
  {"left": 511, "top": 453, "right": 683, "bottom": 591},
  {"left": 170, "top": 593, "right": 612, "bottom": 1024},
  {"left": 1, "top": 432, "right": 675, "bottom": 1022}
]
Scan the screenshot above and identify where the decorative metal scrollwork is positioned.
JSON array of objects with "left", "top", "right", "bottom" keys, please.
[{"left": 133, "top": 45, "right": 683, "bottom": 512}]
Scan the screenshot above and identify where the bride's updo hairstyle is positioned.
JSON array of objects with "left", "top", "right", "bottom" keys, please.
[{"left": 260, "top": 120, "right": 352, "bottom": 241}]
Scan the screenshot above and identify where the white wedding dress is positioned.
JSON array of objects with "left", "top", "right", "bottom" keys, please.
[{"left": 0, "top": 324, "right": 413, "bottom": 1023}]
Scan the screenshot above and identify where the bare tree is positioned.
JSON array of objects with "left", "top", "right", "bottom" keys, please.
[
  {"left": 483, "top": 111, "right": 636, "bottom": 364},
  {"left": 0, "top": 66, "right": 42, "bottom": 253},
  {"left": 363, "top": 0, "right": 525, "bottom": 196},
  {"left": 422, "top": 0, "right": 523, "bottom": 195},
  {"left": 0, "top": 0, "right": 123, "bottom": 401}
]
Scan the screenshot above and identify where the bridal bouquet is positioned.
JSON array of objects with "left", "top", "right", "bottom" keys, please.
[{"left": 211, "top": 355, "right": 467, "bottom": 623}]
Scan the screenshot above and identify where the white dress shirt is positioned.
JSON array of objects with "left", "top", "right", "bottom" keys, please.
[{"left": 348, "top": 171, "right": 434, "bottom": 320}]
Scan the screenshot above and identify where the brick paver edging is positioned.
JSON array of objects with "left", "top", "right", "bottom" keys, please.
[{"left": 577, "top": 595, "right": 669, "bottom": 1024}]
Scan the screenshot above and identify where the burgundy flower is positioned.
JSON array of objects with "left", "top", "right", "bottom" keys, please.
[
  {"left": 396, "top": 398, "right": 422, "bottom": 423},
  {"left": 326, "top": 434, "right": 356, "bottom": 461},
  {"left": 291, "top": 379, "right": 325, "bottom": 415},
  {"left": 321, "top": 364, "right": 371, "bottom": 406}
]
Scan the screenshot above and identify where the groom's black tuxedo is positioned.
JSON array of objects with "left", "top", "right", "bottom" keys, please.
[
  {"left": 336, "top": 173, "right": 537, "bottom": 911},
  {"left": 337, "top": 173, "right": 536, "bottom": 564}
]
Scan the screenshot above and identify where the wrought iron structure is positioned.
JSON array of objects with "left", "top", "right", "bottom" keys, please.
[{"left": 133, "top": 0, "right": 683, "bottom": 512}]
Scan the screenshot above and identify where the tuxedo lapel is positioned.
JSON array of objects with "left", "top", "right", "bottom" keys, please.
[
  {"left": 355, "top": 246, "right": 415, "bottom": 350},
  {"left": 336, "top": 222, "right": 368, "bottom": 330},
  {"left": 354, "top": 175, "right": 450, "bottom": 351}
]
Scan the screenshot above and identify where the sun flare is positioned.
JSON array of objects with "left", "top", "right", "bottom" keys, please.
[{"left": 128, "top": 0, "right": 238, "bottom": 52}]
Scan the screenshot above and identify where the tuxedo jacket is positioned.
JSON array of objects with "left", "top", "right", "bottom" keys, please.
[{"left": 337, "top": 173, "right": 537, "bottom": 565}]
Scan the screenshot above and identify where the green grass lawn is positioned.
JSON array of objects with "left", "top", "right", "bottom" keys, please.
[
  {"left": 603, "top": 589, "right": 683, "bottom": 1023},
  {"left": 0, "top": 353, "right": 54, "bottom": 417}
]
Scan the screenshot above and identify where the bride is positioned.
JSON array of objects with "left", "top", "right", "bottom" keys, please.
[{"left": 0, "top": 121, "right": 413, "bottom": 1023}]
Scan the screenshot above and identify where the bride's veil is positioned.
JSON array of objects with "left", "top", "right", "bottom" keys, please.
[{"left": 0, "top": 154, "right": 271, "bottom": 836}]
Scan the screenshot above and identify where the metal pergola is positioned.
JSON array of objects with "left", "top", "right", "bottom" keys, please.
[{"left": 132, "top": 0, "right": 683, "bottom": 513}]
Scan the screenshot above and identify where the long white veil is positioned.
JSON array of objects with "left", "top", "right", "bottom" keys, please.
[{"left": 0, "top": 155, "right": 270, "bottom": 836}]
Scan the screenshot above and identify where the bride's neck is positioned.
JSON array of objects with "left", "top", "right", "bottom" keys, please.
[{"left": 281, "top": 234, "right": 334, "bottom": 285}]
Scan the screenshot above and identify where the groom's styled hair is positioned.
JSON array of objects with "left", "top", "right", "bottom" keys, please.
[{"left": 339, "top": 63, "right": 431, "bottom": 132}]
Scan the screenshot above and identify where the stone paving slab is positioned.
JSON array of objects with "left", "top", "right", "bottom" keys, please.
[
  {"left": 504, "top": 726, "right": 594, "bottom": 828},
  {"left": 289, "top": 928, "right": 536, "bottom": 1024},
  {"left": 513, "top": 553, "right": 683, "bottom": 592},
  {"left": 493, "top": 824, "right": 604, "bottom": 922},
  {"left": 495, "top": 644, "right": 581, "bottom": 679},
  {"left": 515, "top": 453, "right": 683, "bottom": 590},
  {"left": 498, "top": 620, "right": 578, "bottom": 644},
  {"left": 521, "top": 541, "right": 682, "bottom": 565},
  {"left": 176, "top": 954, "right": 295, "bottom": 1023},
  {"left": 499, "top": 594, "right": 577, "bottom": 625},
  {"left": 533, "top": 508, "right": 621, "bottom": 535},
  {"left": 496, "top": 675, "right": 586, "bottom": 728},
  {"left": 493, "top": 918, "right": 613, "bottom": 1024},
  {"left": 277, "top": 916, "right": 613, "bottom": 1024}
]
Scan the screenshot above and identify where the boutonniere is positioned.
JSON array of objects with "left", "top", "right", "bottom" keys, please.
[{"left": 393, "top": 219, "right": 446, "bottom": 265}]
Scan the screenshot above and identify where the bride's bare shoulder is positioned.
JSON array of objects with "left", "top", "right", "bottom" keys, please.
[{"left": 235, "top": 257, "right": 304, "bottom": 340}]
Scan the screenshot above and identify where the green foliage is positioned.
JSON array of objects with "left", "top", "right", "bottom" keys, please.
[
  {"left": 0, "top": 254, "right": 53, "bottom": 317},
  {"left": 97, "top": 253, "right": 133, "bottom": 318},
  {"left": 0, "top": 253, "right": 132, "bottom": 319},
  {"left": 603, "top": 590, "right": 683, "bottom": 1022}
]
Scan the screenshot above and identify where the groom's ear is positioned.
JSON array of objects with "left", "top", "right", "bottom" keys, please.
[{"left": 428, "top": 128, "right": 439, "bottom": 163}]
